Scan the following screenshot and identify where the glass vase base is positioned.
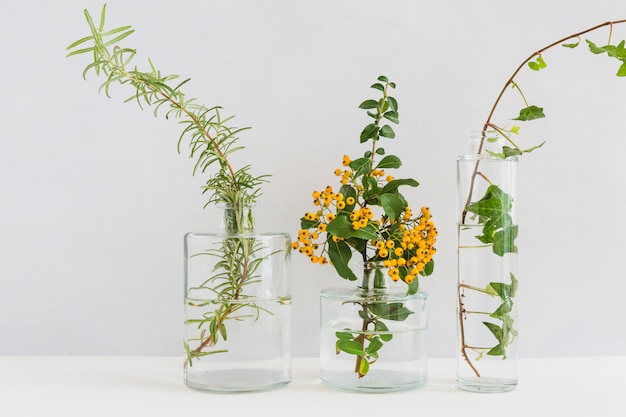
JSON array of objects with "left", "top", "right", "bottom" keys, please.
[
  {"left": 457, "top": 377, "right": 517, "bottom": 393},
  {"left": 184, "top": 369, "right": 291, "bottom": 393},
  {"left": 321, "top": 370, "right": 427, "bottom": 393}
]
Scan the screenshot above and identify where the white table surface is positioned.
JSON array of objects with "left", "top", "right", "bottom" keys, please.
[{"left": 1, "top": 356, "right": 623, "bottom": 416}]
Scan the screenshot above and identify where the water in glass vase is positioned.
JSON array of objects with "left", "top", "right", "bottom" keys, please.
[
  {"left": 457, "top": 224, "right": 518, "bottom": 392},
  {"left": 320, "top": 326, "right": 427, "bottom": 392},
  {"left": 320, "top": 287, "right": 428, "bottom": 393},
  {"left": 184, "top": 296, "right": 291, "bottom": 392}
]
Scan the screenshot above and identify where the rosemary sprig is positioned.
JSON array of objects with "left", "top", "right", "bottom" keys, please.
[
  {"left": 67, "top": 4, "right": 271, "bottom": 366},
  {"left": 66, "top": 3, "right": 267, "bottom": 208}
]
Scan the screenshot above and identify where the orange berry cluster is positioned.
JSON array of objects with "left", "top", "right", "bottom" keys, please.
[{"left": 292, "top": 155, "right": 437, "bottom": 284}]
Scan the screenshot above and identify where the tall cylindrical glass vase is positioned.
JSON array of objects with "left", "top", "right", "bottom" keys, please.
[
  {"left": 183, "top": 204, "right": 292, "bottom": 392},
  {"left": 456, "top": 153, "right": 519, "bottom": 393}
]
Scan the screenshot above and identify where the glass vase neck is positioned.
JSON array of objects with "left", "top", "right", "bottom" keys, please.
[
  {"left": 466, "top": 130, "right": 506, "bottom": 155},
  {"left": 218, "top": 203, "right": 255, "bottom": 232},
  {"left": 358, "top": 261, "right": 387, "bottom": 291}
]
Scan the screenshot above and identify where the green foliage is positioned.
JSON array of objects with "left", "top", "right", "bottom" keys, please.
[
  {"left": 184, "top": 236, "right": 274, "bottom": 365},
  {"left": 481, "top": 26, "right": 626, "bottom": 160},
  {"left": 466, "top": 185, "right": 518, "bottom": 256},
  {"left": 67, "top": 4, "right": 276, "bottom": 367},
  {"left": 586, "top": 39, "right": 626, "bottom": 76},
  {"left": 358, "top": 75, "right": 400, "bottom": 143},
  {"left": 294, "top": 76, "right": 437, "bottom": 379},
  {"left": 295, "top": 76, "right": 435, "bottom": 287},
  {"left": 334, "top": 298, "right": 412, "bottom": 377},
  {"left": 512, "top": 105, "right": 545, "bottom": 121},
  {"left": 482, "top": 273, "right": 518, "bottom": 358},
  {"left": 527, "top": 55, "right": 547, "bottom": 71},
  {"left": 460, "top": 21, "right": 626, "bottom": 378},
  {"left": 66, "top": 4, "right": 267, "bottom": 208}
]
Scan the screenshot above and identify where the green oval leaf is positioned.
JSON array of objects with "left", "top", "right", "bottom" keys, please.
[
  {"left": 326, "top": 215, "right": 353, "bottom": 238},
  {"left": 337, "top": 339, "right": 364, "bottom": 355},
  {"left": 379, "top": 125, "right": 395, "bottom": 138},
  {"left": 512, "top": 105, "right": 545, "bottom": 121},
  {"left": 376, "top": 155, "right": 402, "bottom": 169},
  {"left": 387, "top": 96, "right": 398, "bottom": 112},
  {"left": 360, "top": 123, "right": 378, "bottom": 142},
  {"left": 327, "top": 239, "right": 357, "bottom": 281},
  {"left": 380, "top": 193, "right": 405, "bottom": 220},
  {"left": 383, "top": 111, "right": 399, "bottom": 124},
  {"left": 359, "top": 99, "right": 379, "bottom": 109}
]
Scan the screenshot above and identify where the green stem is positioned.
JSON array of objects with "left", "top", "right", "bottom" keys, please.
[{"left": 459, "top": 283, "right": 490, "bottom": 294}]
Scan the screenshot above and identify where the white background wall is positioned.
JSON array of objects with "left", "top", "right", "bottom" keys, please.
[{"left": 2, "top": 0, "right": 626, "bottom": 358}]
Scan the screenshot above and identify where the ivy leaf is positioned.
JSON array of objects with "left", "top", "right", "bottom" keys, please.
[
  {"left": 492, "top": 225, "right": 518, "bottom": 256},
  {"left": 586, "top": 39, "right": 626, "bottom": 76},
  {"left": 510, "top": 273, "right": 518, "bottom": 297},
  {"left": 487, "top": 345, "right": 505, "bottom": 357},
  {"left": 466, "top": 185, "right": 512, "bottom": 220},
  {"left": 483, "top": 322, "right": 503, "bottom": 344},
  {"left": 489, "top": 282, "right": 512, "bottom": 300},
  {"left": 466, "top": 185, "right": 518, "bottom": 256},
  {"left": 379, "top": 125, "right": 395, "bottom": 138},
  {"left": 513, "top": 105, "right": 545, "bottom": 121},
  {"left": 562, "top": 40, "right": 580, "bottom": 48},
  {"left": 528, "top": 56, "right": 547, "bottom": 71},
  {"left": 327, "top": 239, "right": 357, "bottom": 281},
  {"left": 359, "top": 99, "right": 379, "bottom": 109},
  {"left": 603, "top": 39, "right": 626, "bottom": 59},
  {"left": 502, "top": 146, "right": 523, "bottom": 157},
  {"left": 586, "top": 39, "right": 607, "bottom": 54},
  {"left": 486, "top": 141, "right": 545, "bottom": 159},
  {"left": 491, "top": 300, "right": 513, "bottom": 318},
  {"left": 376, "top": 155, "right": 402, "bottom": 169}
]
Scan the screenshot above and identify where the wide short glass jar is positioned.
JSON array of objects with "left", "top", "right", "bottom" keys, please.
[{"left": 320, "top": 262, "right": 428, "bottom": 392}]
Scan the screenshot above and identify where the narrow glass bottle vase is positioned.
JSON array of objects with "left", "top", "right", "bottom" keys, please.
[
  {"left": 457, "top": 150, "right": 519, "bottom": 393},
  {"left": 320, "top": 261, "right": 428, "bottom": 393},
  {"left": 183, "top": 204, "right": 292, "bottom": 392}
]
